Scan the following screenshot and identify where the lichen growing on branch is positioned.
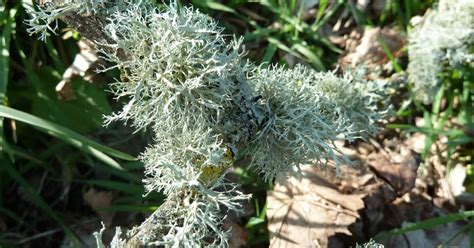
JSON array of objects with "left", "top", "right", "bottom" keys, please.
[
  {"left": 28, "top": 0, "right": 389, "bottom": 246},
  {"left": 249, "top": 65, "right": 388, "bottom": 180},
  {"left": 407, "top": 0, "right": 474, "bottom": 104},
  {"left": 26, "top": 0, "right": 108, "bottom": 40}
]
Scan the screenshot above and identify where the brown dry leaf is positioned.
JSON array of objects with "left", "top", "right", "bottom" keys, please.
[
  {"left": 338, "top": 26, "right": 404, "bottom": 70},
  {"left": 367, "top": 146, "right": 419, "bottom": 196},
  {"left": 223, "top": 215, "right": 248, "bottom": 248},
  {"left": 363, "top": 181, "right": 397, "bottom": 210},
  {"left": 403, "top": 133, "right": 427, "bottom": 154},
  {"left": 56, "top": 38, "right": 98, "bottom": 101},
  {"left": 267, "top": 165, "right": 364, "bottom": 248},
  {"left": 83, "top": 188, "right": 114, "bottom": 227}
]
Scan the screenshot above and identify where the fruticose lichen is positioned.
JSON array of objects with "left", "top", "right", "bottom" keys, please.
[
  {"left": 248, "top": 65, "right": 388, "bottom": 180},
  {"left": 26, "top": 0, "right": 108, "bottom": 40},
  {"left": 407, "top": 0, "right": 474, "bottom": 104},
  {"left": 28, "top": 0, "right": 389, "bottom": 246}
]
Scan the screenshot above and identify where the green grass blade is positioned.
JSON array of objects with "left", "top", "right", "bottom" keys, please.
[
  {"left": 346, "top": 1, "right": 368, "bottom": 26},
  {"left": 1, "top": 158, "right": 78, "bottom": 244},
  {"left": 244, "top": 27, "right": 275, "bottom": 42},
  {"left": 0, "top": 6, "right": 17, "bottom": 157},
  {"left": 192, "top": 0, "right": 236, "bottom": 13},
  {"left": 422, "top": 111, "right": 435, "bottom": 157},
  {"left": 45, "top": 37, "right": 66, "bottom": 73},
  {"left": 438, "top": 221, "right": 474, "bottom": 247},
  {"left": 246, "top": 217, "right": 265, "bottom": 228},
  {"left": 259, "top": 200, "right": 267, "bottom": 219},
  {"left": 470, "top": 221, "right": 474, "bottom": 248},
  {"left": 432, "top": 84, "right": 445, "bottom": 117},
  {"left": 97, "top": 205, "right": 158, "bottom": 212},
  {"left": 121, "top": 161, "right": 145, "bottom": 171},
  {"left": 386, "top": 123, "right": 412, "bottom": 129},
  {"left": 261, "top": 43, "right": 277, "bottom": 66},
  {"left": 0, "top": 7, "right": 16, "bottom": 98},
  {"left": 95, "top": 162, "right": 141, "bottom": 183},
  {"left": 402, "top": 0, "right": 412, "bottom": 26},
  {"left": 316, "top": 0, "right": 328, "bottom": 22},
  {"left": 259, "top": 0, "right": 279, "bottom": 13},
  {"left": 254, "top": 198, "right": 260, "bottom": 216},
  {"left": 3, "top": 144, "right": 44, "bottom": 164},
  {"left": 82, "top": 179, "right": 144, "bottom": 195},
  {"left": 292, "top": 43, "right": 325, "bottom": 71},
  {"left": 376, "top": 210, "right": 474, "bottom": 240},
  {"left": 0, "top": 207, "right": 23, "bottom": 223},
  {"left": 378, "top": 37, "right": 402, "bottom": 73},
  {"left": 267, "top": 37, "right": 304, "bottom": 62},
  {"left": 446, "top": 135, "right": 474, "bottom": 147},
  {"left": 462, "top": 79, "right": 472, "bottom": 125},
  {"left": 0, "top": 106, "right": 135, "bottom": 168},
  {"left": 312, "top": 0, "right": 343, "bottom": 31},
  {"left": 279, "top": 14, "right": 304, "bottom": 33}
]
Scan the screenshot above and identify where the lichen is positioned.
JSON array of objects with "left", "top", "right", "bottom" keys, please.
[
  {"left": 407, "top": 0, "right": 474, "bottom": 104},
  {"left": 28, "top": 0, "right": 388, "bottom": 246},
  {"left": 248, "top": 65, "right": 388, "bottom": 180}
]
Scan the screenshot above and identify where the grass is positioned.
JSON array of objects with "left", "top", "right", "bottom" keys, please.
[
  {"left": 0, "top": 105, "right": 134, "bottom": 168},
  {"left": 376, "top": 211, "right": 474, "bottom": 247}
]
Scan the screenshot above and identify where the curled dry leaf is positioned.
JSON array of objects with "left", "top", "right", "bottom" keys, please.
[
  {"left": 83, "top": 188, "right": 114, "bottom": 227},
  {"left": 267, "top": 165, "right": 364, "bottom": 248}
]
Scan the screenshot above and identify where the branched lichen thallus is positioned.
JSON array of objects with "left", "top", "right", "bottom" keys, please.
[{"left": 27, "top": 0, "right": 389, "bottom": 247}]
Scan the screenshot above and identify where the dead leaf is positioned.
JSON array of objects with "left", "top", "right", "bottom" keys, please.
[
  {"left": 267, "top": 165, "right": 364, "bottom": 248},
  {"left": 449, "top": 164, "right": 466, "bottom": 196},
  {"left": 430, "top": 152, "right": 456, "bottom": 206},
  {"left": 223, "top": 215, "right": 248, "bottom": 248},
  {"left": 55, "top": 80, "right": 75, "bottom": 101},
  {"left": 404, "top": 133, "right": 427, "bottom": 154},
  {"left": 363, "top": 182, "right": 397, "bottom": 209},
  {"left": 367, "top": 147, "right": 419, "bottom": 196},
  {"left": 57, "top": 38, "right": 98, "bottom": 101},
  {"left": 338, "top": 26, "right": 404, "bottom": 71},
  {"left": 83, "top": 188, "right": 114, "bottom": 227}
]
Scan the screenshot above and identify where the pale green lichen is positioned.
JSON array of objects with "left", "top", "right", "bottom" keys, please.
[
  {"left": 100, "top": 2, "right": 249, "bottom": 135},
  {"left": 26, "top": 0, "right": 108, "bottom": 40},
  {"left": 356, "top": 239, "right": 384, "bottom": 248},
  {"left": 248, "top": 65, "right": 388, "bottom": 180},
  {"left": 147, "top": 178, "right": 249, "bottom": 247},
  {"left": 28, "top": 0, "right": 388, "bottom": 246},
  {"left": 408, "top": 0, "right": 474, "bottom": 104}
]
